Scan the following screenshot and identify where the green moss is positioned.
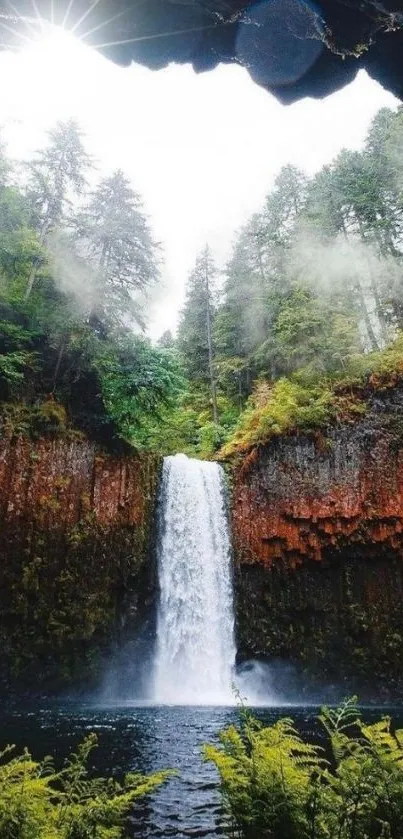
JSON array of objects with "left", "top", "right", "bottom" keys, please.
[
  {"left": 0, "top": 400, "right": 85, "bottom": 442},
  {"left": 221, "top": 378, "right": 335, "bottom": 457}
]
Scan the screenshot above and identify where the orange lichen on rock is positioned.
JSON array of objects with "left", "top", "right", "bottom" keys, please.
[
  {"left": 232, "top": 431, "right": 403, "bottom": 568},
  {"left": 0, "top": 437, "right": 155, "bottom": 531}
]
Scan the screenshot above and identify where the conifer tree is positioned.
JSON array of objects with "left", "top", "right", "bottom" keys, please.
[
  {"left": 178, "top": 245, "right": 218, "bottom": 422},
  {"left": 75, "top": 169, "right": 159, "bottom": 327},
  {"left": 24, "top": 119, "right": 91, "bottom": 299}
]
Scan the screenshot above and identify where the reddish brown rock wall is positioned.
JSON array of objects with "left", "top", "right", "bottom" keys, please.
[
  {"left": 232, "top": 388, "right": 403, "bottom": 699},
  {"left": 233, "top": 435, "right": 403, "bottom": 569},
  {"left": 0, "top": 437, "right": 160, "bottom": 693},
  {"left": 0, "top": 437, "right": 155, "bottom": 530}
]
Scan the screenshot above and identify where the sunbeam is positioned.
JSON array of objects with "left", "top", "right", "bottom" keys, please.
[
  {"left": 28, "top": 0, "right": 46, "bottom": 32},
  {"left": 70, "top": 0, "right": 103, "bottom": 35},
  {"left": 0, "top": 16, "right": 32, "bottom": 43},
  {"left": 0, "top": 1, "right": 231, "bottom": 58},
  {"left": 79, "top": 10, "right": 128, "bottom": 44},
  {"left": 91, "top": 20, "right": 226, "bottom": 52},
  {"left": 61, "top": 0, "right": 77, "bottom": 30},
  {"left": 6, "top": 0, "right": 38, "bottom": 38}
]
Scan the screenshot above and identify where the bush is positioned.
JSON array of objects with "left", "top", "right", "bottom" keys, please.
[
  {"left": 205, "top": 697, "right": 403, "bottom": 839},
  {"left": 197, "top": 421, "right": 228, "bottom": 458},
  {"left": 0, "top": 733, "right": 171, "bottom": 839},
  {"left": 220, "top": 377, "right": 334, "bottom": 457}
]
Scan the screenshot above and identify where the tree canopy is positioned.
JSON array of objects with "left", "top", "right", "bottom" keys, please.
[{"left": 0, "top": 120, "right": 181, "bottom": 451}]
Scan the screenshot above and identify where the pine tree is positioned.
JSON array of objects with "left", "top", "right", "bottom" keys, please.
[
  {"left": 24, "top": 119, "right": 91, "bottom": 299},
  {"left": 177, "top": 245, "right": 218, "bottom": 422},
  {"left": 261, "top": 164, "right": 308, "bottom": 250},
  {"left": 157, "top": 329, "right": 176, "bottom": 350},
  {"left": 303, "top": 153, "right": 387, "bottom": 349},
  {"left": 75, "top": 169, "right": 159, "bottom": 327},
  {"left": 215, "top": 169, "right": 308, "bottom": 394},
  {"left": 214, "top": 218, "right": 270, "bottom": 402}
]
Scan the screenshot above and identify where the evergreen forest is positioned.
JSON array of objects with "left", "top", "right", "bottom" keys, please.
[{"left": 2, "top": 106, "right": 403, "bottom": 458}]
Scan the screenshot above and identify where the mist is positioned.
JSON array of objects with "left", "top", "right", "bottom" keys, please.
[{"left": 289, "top": 229, "right": 403, "bottom": 349}]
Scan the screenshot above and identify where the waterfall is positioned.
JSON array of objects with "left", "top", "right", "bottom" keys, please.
[{"left": 153, "top": 454, "right": 236, "bottom": 705}]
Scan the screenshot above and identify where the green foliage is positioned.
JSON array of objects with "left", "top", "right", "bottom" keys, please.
[
  {"left": 0, "top": 733, "right": 170, "bottom": 839},
  {"left": 274, "top": 286, "right": 361, "bottom": 376},
  {"left": 177, "top": 245, "right": 219, "bottom": 427},
  {"left": 3, "top": 106, "right": 403, "bottom": 458},
  {"left": 221, "top": 377, "right": 334, "bottom": 456},
  {"left": 26, "top": 118, "right": 91, "bottom": 233},
  {"left": 208, "top": 104, "right": 403, "bottom": 457},
  {"left": 220, "top": 332, "right": 403, "bottom": 456},
  {"left": 205, "top": 697, "right": 403, "bottom": 839},
  {"left": 197, "top": 421, "right": 227, "bottom": 459},
  {"left": 0, "top": 313, "right": 39, "bottom": 400},
  {"left": 96, "top": 336, "right": 184, "bottom": 449},
  {"left": 0, "top": 121, "right": 182, "bottom": 453},
  {"left": 363, "top": 332, "right": 403, "bottom": 382},
  {"left": 74, "top": 169, "right": 159, "bottom": 327}
]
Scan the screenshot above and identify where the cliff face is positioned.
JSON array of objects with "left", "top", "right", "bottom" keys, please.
[
  {"left": 0, "top": 436, "right": 160, "bottom": 692},
  {"left": 232, "top": 387, "right": 403, "bottom": 699}
]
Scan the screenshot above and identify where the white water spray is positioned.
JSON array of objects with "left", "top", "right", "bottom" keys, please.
[{"left": 153, "top": 454, "right": 236, "bottom": 705}]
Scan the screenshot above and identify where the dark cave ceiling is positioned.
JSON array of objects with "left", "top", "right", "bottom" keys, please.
[{"left": 1, "top": 1, "right": 403, "bottom": 104}]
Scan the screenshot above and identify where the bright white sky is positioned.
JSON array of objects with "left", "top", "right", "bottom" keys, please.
[{"left": 0, "top": 28, "right": 398, "bottom": 337}]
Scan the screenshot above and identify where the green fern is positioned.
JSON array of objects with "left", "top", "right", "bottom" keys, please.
[
  {"left": 0, "top": 734, "right": 172, "bottom": 839},
  {"left": 205, "top": 698, "right": 403, "bottom": 839}
]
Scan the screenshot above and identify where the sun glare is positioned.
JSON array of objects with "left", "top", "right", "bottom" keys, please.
[
  {"left": 23, "top": 23, "right": 89, "bottom": 62},
  {"left": 0, "top": 22, "right": 106, "bottom": 126}
]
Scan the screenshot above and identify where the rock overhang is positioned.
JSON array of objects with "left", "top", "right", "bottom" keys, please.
[{"left": 0, "top": 0, "right": 402, "bottom": 103}]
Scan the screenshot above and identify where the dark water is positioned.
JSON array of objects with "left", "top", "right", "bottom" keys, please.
[{"left": 0, "top": 702, "right": 402, "bottom": 838}]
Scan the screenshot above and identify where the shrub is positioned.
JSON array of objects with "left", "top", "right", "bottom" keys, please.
[
  {"left": 205, "top": 697, "right": 403, "bottom": 839},
  {"left": 220, "top": 377, "right": 334, "bottom": 457}
]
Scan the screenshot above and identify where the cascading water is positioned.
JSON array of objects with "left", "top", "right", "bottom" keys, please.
[{"left": 153, "top": 454, "right": 236, "bottom": 705}]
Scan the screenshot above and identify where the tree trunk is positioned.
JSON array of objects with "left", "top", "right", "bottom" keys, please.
[
  {"left": 24, "top": 223, "right": 48, "bottom": 301},
  {"left": 52, "top": 339, "right": 66, "bottom": 391},
  {"left": 357, "top": 219, "right": 388, "bottom": 344},
  {"left": 354, "top": 278, "right": 380, "bottom": 351},
  {"left": 24, "top": 260, "right": 38, "bottom": 301},
  {"left": 340, "top": 220, "right": 380, "bottom": 351},
  {"left": 205, "top": 260, "right": 218, "bottom": 424}
]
